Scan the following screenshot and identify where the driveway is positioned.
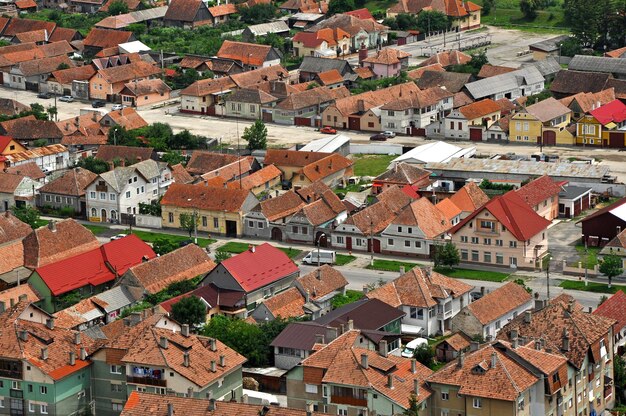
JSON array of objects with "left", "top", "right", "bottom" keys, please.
[{"left": 548, "top": 218, "right": 583, "bottom": 271}]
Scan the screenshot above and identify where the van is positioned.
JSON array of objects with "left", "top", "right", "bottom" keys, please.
[
  {"left": 401, "top": 337, "right": 428, "bottom": 358},
  {"left": 302, "top": 249, "right": 336, "bottom": 265}
]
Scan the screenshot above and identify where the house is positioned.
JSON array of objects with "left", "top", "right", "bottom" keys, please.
[
  {"left": 118, "top": 244, "right": 216, "bottom": 294},
  {"left": 199, "top": 156, "right": 258, "bottom": 186},
  {"left": 448, "top": 190, "right": 551, "bottom": 269},
  {"left": 550, "top": 70, "right": 613, "bottom": 99},
  {"left": 559, "top": 88, "right": 616, "bottom": 120},
  {"left": 443, "top": 98, "right": 502, "bottom": 140},
  {"left": 90, "top": 311, "right": 247, "bottom": 408},
  {"left": 606, "top": 46, "right": 626, "bottom": 59},
  {"left": 0, "top": 303, "right": 95, "bottom": 416},
  {"left": 299, "top": 134, "right": 351, "bottom": 156},
  {"left": 264, "top": 149, "right": 349, "bottom": 188},
  {"left": 380, "top": 86, "right": 454, "bottom": 135},
  {"left": 272, "top": 86, "right": 350, "bottom": 126},
  {"left": 523, "top": 55, "right": 562, "bottom": 81},
  {"left": 372, "top": 163, "right": 430, "bottom": 194},
  {"left": 207, "top": 3, "right": 238, "bottom": 26},
  {"left": 286, "top": 329, "right": 432, "bottom": 415},
  {"left": 164, "top": 0, "right": 212, "bottom": 27},
  {"left": 0, "top": 212, "right": 31, "bottom": 287},
  {"left": 407, "top": 63, "right": 445, "bottom": 80},
  {"left": 498, "top": 296, "right": 616, "bottom": 414},
  {"left": 85, "top": 159, "right": 172, "bottom": 222},
  {"left": 100, "top": 107, "right": 149, "bottom": 131},
  {"left": 95, "top": 7, "right": 169, "bottom": 30},
  {"left": 476, "top": 64, "right": 515, "bottom": 79},
  {"left": 528, "top": 34, "right": 571, "bottom": 60},
  {"left": 272, "top": 321, "right": 342, "bottom": 371},
  {"left": 250, "top": 286, "right": 307, "bottom": 321},
  {"left": 451, "top": 282, "right": 533, "bottom": 339},
  {"left": 367, "top": 267, "right": 472, "bottom": 337},
  {"left": 360, "top": 48, "right": 410, "bottom": 78},
  {"left": 578, "top": 197, "right": 626, "bottom": 247},
  {"left": 315, "top": 69, "right": 345, "bottom": 89},
  {"left": 0, "top": 172, "right": 40, "bottom": 211},
  {"left": 223, "top": 88, "right": 279, "bottom": 120},
  {"left": 444, "top": 181, "right": 489, "bottom": 218},
  {"left": 298, "top": 56, "right": 358, "bottom": 83},
  {"left": 509, "top": 97, "right": 574, "bottom": 146},
  {"left": 27, "top": 234, "right": 155, "bottom": 312},
  {"left": 53, "top": 285, "right": 142, "bottom": 330},
  {"left": 170, "top": 163, "right": 194, "bottom": 184},
  {"left": 308, "top": 13, "right": 388, "bottom": 50},
  {"left": 0, "top": 98, "right": 29, "bottom": 117},
  {"left": 242, "top": 21, "right": 290, "bottom": 42},
  {"left": 6, "top": 54, "right": 74, "bottom": 92},
  {"left": 161, "top": 183, "right": 258, "bottom": 237},
  {"left": 37, "top": 167, "right": 98, "bottom": 216},
  {"left": 593, "top": 290, "right": 626, "bottom": 354},
  {"left": 179, "top": 76, "right": 237, "bottom": 115},
  {"left": 119, "top": 79, "right": 172, "bottom": 107},
  {"left": 292, "top": 28, "right": 351, "bottom": 58},
  {"left": 569, "top": 55, "right": 626, "bottom": 79},
  {"left": 576, "top": 99, "right": 626, "bottom": 147},
  {"left": 416, "top": 70, "right": 472, "bottom": 94},
  {"left": 464, "top": 66, "right": 545, "bottom": 101},
  {"left": 95, "top": 144, "right": 156, "bottom": 163},
  {"left": 434, "top": 330, "right": 473, "bottom": 362},
  {"left": 515, "top": 175, "right": 563, "bottom": 221},
  {"left": 83, "top": 28, "right": 134, "bottom": 56},
  {"left": 100, "top": 0, "right": 144, "bottom": 13},
  {"left": 89, "top": 60, "right": 161, "bottom": 102},
  {"left": 217, "top": 40, "right": 282, "bottom": 70},
  {"left": 280, "top": 0, "right": 328, "bottom": 14},
  {"left": 0, "top": 118, "right": 64, "bottom": 146},
  {"left": 47, "top": 65, "right": 97, "bottom": 98},
  {"left": 428, "top": 340, "right": 569, "bottom": 416},
  {"left": 226, "top": 164, "right": 282, "bottom": 195},
  {"left": 200, "top": 243, "right": 299, "bottom": 317},
  {"left": 287, "top": 12, "right": 326, "bottom": 29},
  {"left": 418, "top": 50, "right": 471, "bottom": 68},
  {"left": 387, "top": 0, "right": 481, "bottom": 31},
  {"left": 185, "top": 151, "right": 240, "bottom": 176},
  {"left": 558, "top": 185, "right": 592, "bottom": 218}
]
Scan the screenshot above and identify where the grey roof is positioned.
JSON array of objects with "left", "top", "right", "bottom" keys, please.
[
  {"left": 83, "top": 326, "right": 107, "bottom": 339},
  {"left": 299, "top": 56, "right": 352, "bottom": 75},
  {"left": 244, "top": 21, "right": 289, "bottom": 36},
  {"left": 99, "top": 159, "right": 164, "bottom": 192},
  {"left": 528, "top": 35, "right": 571, "bottom": 52},
  {"left": 129, "top": 6, "right": 168, "bottom": 22},
  {"left": 299, "top": 134, "right": 350, "bottom": 152},
  {"left": 270, "top": 321, "right": 328, "bottom": 350},
  {"left": 464, "top": 66, "right": 545, "bottom": 99},
  {"left": 416, "top": 70, "right": 472, "bottom": 93},
  {"left": 559, "top": 185, "right": 592, "bottom": 200},
  {"left": 225, "top": 88, "right": 278, "bottom": 104},
  {"left": 289, "top": 12, "right": 324, "bottom": 21},
  {"left": 568, "top": 55, "right": 626, "bottom": 76},
  {"left": 95, "top": 285, "right": 142, "bottom": 313},
  {"left": 315, "top": 298, "right": 405, "bottom": 330},
  {"left": 524, "top": 56, "right": 561, "bottom": 77}
]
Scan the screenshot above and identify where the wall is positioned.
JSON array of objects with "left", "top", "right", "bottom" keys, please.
[
  {"left": 509, "top": 113, "right": 542, "bottom": 144},
  {"left": 359, "top": 110, "right": 381, "bottom": 132},
  {"left": 349, "top": 143, "right": 402, "bottom": 155},
  {"left": 39, "top": 193, "right": 82, "bottom": 215},
  {"left": 134, "top": 214, "right": 162, "bottom": 229}
]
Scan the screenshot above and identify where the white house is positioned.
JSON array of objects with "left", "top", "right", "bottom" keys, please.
[
  {"left": 0, "top": 172, "right": 42, "bottom": 211},
  {"left": 85, "top": 159, "right": 172, "bottom": 222},
  {"left": 379, "top": 87, "right": 453, "bottom": 135},
  {"left": 5, "top": 144, "right": 70, "bottom": 174},
  {"left": 464, "top": 66, "right": 545, "bottom": 101},
  {"left": 366, "top": 267, "right": 473, "bottom": 337}
]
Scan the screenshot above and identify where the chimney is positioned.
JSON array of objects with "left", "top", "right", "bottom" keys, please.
[
  {"left": 347, "top": 319, "right": 354, "bottom": 331},
  {"left": 457, "top": 351, "right": 464, "bottom": 368},
  {"left": 562, "top": 329, "right": 570, "bottom": 352},
  {"left": 210, "top": 338, "right": 217, "bottom": 351},
  {"left": 511, "top": 329, "right": 518, "bottom": 349},
  {"left": 69, "top": 351, "right": 76, "bottom": 366},
  {"left": 19, "top": 330, "right": 28, "bottom": 341},
  {"left": 411, "top": 359, "right": 417, "bottom": 374},
  {"left": 187, "top": 387, "right": 194, "bottom": 398},
  {"left": 535, "top": 340, "right": 541, "bottom": 350},
  {"left": 18, "top": 294, "right": 27, "bottom": 302},
  {"left": 524, "top": 310, "right": 532, "bottom": 323},
  {"left": 242, "top": 394, "right": 249, "bottom": 404},
  {"left": 249, "top": 245, "right": 255, "bottom": 253},
  {"left": 181, "top": 324, "right": 190, "bottom": 337},
  {"left": 219, "top": 355, "right": 225, "bottom": 367},
  {"left": 183, "top": 351, "right": 190, "bottom": 367},
  {"left": 480, "top": 286, "right": 485, "bottom": 295},
  {"left": 316, "top": 268, "right": 321, "bottom": 280},
  {"left": 387, "top": 374, "right": 394, "bottom": 389},
  {"left": 48, "top": 221, "right": 56, "bottom": 232},
  {"left": 379, "top": 340, "right": 388, "bottom": 358},
  {"left": 74, "top": 332, "right": 81, "bottom": 345},
  {"left": 358, "top": 42, "right": 368, "bottom": 65},
  {"left": 305, "top": 291, "right": 310, "bottom": 304},
  {"left": 490, "top": 352, "right": 497, "bottom": 369},
  {"left": 363, "top": 285, "right": 369, "bottom": 294},
  {"left": 306, "top": 403, "right": 314, "bottom": 416},
  {"left": 41, "top": 347, "right": 48, "bottom": 361},
  {"left": 361, "top": 353, "right": 369, "bottom": 369},
  {"left": 80, "top": 347, "right": 87, "bottom": 361},
  {"left": 10, "top": 298, "right": 14, "bottom": 308},
  {"left": 167, "top": 403, "right": 174, "bottom": 416},
  {"left": 46, "top": 318, "right": 55, "bottom": 330},
  {"left": 413, "top": 379, "right": 420, "bottom": 396},
  {"left": 618, "top": 226, "right": 622, "bottom": 234},
  {"left": 210, "top": 360, "right": 216, "bottom": 372},
  {"left": 0, "top": 301, "right": 4, "bottom": 313},
  {"left": 470, "top": 341, "right": 479, "bottom": 352},
  {"left": 160, "top": 336, "right": 168, "bottom": 349},
  {"left": 208, "top": 399, "right": 216, "bottom": 411},
  {"left": 357, "top": 99, "right": 365, "bottom": 113}
]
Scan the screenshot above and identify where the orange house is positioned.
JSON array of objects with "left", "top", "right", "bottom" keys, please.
[{"left": 88, "top": 61, "right": 161, "bottom": 102}]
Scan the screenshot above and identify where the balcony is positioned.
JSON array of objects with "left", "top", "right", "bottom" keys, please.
[
  {"left": 437, "top": 310, "right": 452, "bottom": 320},
  {"left": 127, "top": 376, "right": 167, "bottom": 387},
  {"left": 330, "top": 395, "right": 367, "bottom": 407}
]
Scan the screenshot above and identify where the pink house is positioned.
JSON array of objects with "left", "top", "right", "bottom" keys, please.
[{"left": 360, "top": 48, "right": 411, "bottom": 79}]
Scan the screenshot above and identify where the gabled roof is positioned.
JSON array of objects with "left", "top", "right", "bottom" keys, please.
[
  {"left": 568, "top": 55, "right": 626, "bottom": 76},
  {"left": 316, "top": 298, "right": 405, "bottom": 330},
  {"left": 161, "top": 183, "right": 254, "bottom": 213},
  {"left": 593, "top": 290, "right": 626, "bottom": 332},
  {"left": 170, "top": 163, "right": 194, "bottom": 184},
  {"left": 578, "top": 196, "right": 626, "bottom": 224},
  {"left": 185, "top": 151, "right": 239, "bottom": 175},
  {"left": 525, "top": 97, "right": 571, "bottom": 123},
  {"left": 368, "top": 267, "right": 472, "bottom": 308},
  {"left": 604, "top": 227, "right": 626, "bottom": 249},
  {"left": 96, "top": 60, "right": 160, "bottom": 84},
  {"left": 229, "top": 65, "right": 289, "bottom": 88},
  {"left": 264, "top": 149, "right": 329, "bottom": 167},
  {"left": 219, "top": 243, "right": 299, "bottom": 292},
  {"left": 363, "top": 48, "right": 410, "bottom": 65},
  {"left": 208, "top": 3, "right": 237, "bottom": 16},
  {"left": 515, "top": 175, "right": 563, "bottom": 207},
  {"left": 344, "top": 8, "right": 374, "bottom": 20},
  {"left": 558, "top": 88, "right": 615, "bottom": 114},
  {"left": 450, "top": 191, "right": 551, "bottom": 241},
  {"left": 416, "top": 70, "right": 472, "bottom": 93},
  {"left": 550, "top": 70, "right": 611, "bottom": 96},
  {"left": 15, "top": 54, "right": 73, "bottom": 77},
  {"left": 101, "top": 0, "right": 142, "bottom": 12},
  {"left": 121, "top": 78, "right": 171, "bottom": 97},
  {"left": 275, "top": 86, "right": 349, "bottom": 111},
  {"left": 590, "top": 99, "right": 626, "bottom": 125},
  {"left": 606, "top": 46, "right": 626, "bottom": 59},
  {"left": 83, "top": 28, "right": 134, "bottom": 49},
  {"left": 259, "top": 190, "right": 305, "bottom": 222},
  {"left": 419, "top": 50, "right": 471, "bottom": 67},
  {"left": 301, "top": 153, "right": 352, "bottom": 183},
  {"left": 391, "top": 198, "right": 450, "bottom": 239},
  {"left": 436, "top": 197, "right": 462, "bottom": 221},
  {"left": 227, "top": 164, "right": 282, "bottom": 190},
  {"left": 101, "top": 107, "right": 148, "bottom": 130},
  {"left": 296, "top": 265, "right": 348, "bottom": 301},
  {"left": 448, "top": 182, "right": 488, "bottom": 213},
  {"left": 465, "top": 282, "right": 532, "bottom": 325},
  {"left": 164, "top": 0, "right": 206, "bottom": 22},
  {"left": 381, "top": 86, "right": 453, "bottom": 111},
  {"left": 465, "top": 66, "right": 544, "bottom": 100},
  {"left": 308, "top": 13, "right": 387, "bottom": 37},
  {"left": 39, "top": 167, "right": 97, "bottom": 197},
  {"left": 2, "top": 18, "right": 56, "bottom": 37},
  {"left": 0, "top": 212, "right": 31, "bottom": 244},
  {"left": 0, "top": 172, "right": 25, "bottom": 193},
  {"left": 95, "top": 144, "right": 153, "bottom": 163},
  {"left": 458, "top": 98, "right": 501, "bottom": 120},
  {"left": 217, "top": 40, "right": 273, "bottom": 67},
  {"left": 260, "top": 286, "right": 306, "bottom": 319},
  {"left": 35, "top": 235, "right": 155, "bottom": 296},
  {"left": 225, "top": 88, "right": 278, "bottom": 105},
  {"left": 477, "top": 64, "right": 516, "bottom": 78},
  {"left": 407, "top": 63, "right": 445, "bottom": 80},
  {"left": 50, "top": 65, "right": 97, "bottom": 85}
]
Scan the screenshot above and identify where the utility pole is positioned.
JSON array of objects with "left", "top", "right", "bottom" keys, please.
[
  {"left": 369, "top": 216, "right": 374, "bottom": 266},
  {"left": 546, "top": 255, "right": 551, "bottom": 300},
  {"left": 193, "top": 210, "right": 198, "bottom": 245},
  {"left": 584, "top": 242, "right": 588, "bottom": 286}
]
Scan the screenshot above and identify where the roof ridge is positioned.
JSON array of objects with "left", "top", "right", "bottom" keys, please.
[{"left": 496, "top": 348, "right": 523, "bottom": 394}]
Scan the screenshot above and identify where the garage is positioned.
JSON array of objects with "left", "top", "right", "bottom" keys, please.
[
  {"left": 469, "top": 127, "right": 483, "bottom": 141},
  {"left": 542, "top": 130, "right": 556, "bottom": 146},
  {"left": 609, "top": 132, "right": 625, "bottom": 148}
]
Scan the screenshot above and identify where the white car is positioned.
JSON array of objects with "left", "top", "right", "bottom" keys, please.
[
  {"left": 382, "top": 131, "right": 396, "bottom": 138},
  {"left": 111, "top": 104, "right": 124, "bottom": 111},
  {"left": 59, "top": 95, "right": 73, "bottom": 102},
  {"left": 110, "top": 233, "right": 128, "bottom": 241}
]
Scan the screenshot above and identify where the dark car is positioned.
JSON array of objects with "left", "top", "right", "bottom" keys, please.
[
  {"left": 37, "top": 92, "right": 51, "bottom": 99},
  {"left": 178, "top": 239, "right": 193, "bottom": 247},
  {"left": 92, "top": 100, "right": 106, "bottom": 108},
  {"left": 370, "top": 133, "right": 387, "bottom": 141},
  {"left": 470, "top": 291, "right": 483, "bottom": 301},
  {"left": 281, "top": 180, "right": 292, "bottom": 190}
]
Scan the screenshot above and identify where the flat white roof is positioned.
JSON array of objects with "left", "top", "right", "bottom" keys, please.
[
  {"left": 391, "top": 141, "right": 476, "bottom": 166},
  {"left": 300, "top": 134, "right": 350, "bottom": 153},
  {"left": 118, "top": 41, "right": 151, "bottom": 54}
]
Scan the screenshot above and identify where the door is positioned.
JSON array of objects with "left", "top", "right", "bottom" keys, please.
[
  {"left": 225, "top": 220, "right": 237, "bottom": 237},
  {"left": 609, "top": 132, "right": 624, "bottom": 148},
  {"left": 542, "top": 130, "right": 556, "bottom": 146},
  {"left": 373, "top": 238, "right": 381, "bottom": 253},
  {"left": 262, "top": 111, "right": 273, "bottom": 122},
  {"left": 101, "top": 209, "right": 107, "bottom": 222},
  {"left": 80, "top": 201, "right": 86, "bottom": 216},
  {"left": 469, "top": 127, "right": 483, "bottom": 141},
  {"left": 348, "top": 116, "right": 360, "bottom": 130},
  {"left": 346, "top": 237, "right": 352, "bottom": 251},
  {"left": 316, "top": 231, "right": 328, "bottom": 248},
  {"left": 3, "top": 200, "right": 7, "bottom": 211},
  {"left": 271, "top": 227, "right": 282, "bottom": 241}
]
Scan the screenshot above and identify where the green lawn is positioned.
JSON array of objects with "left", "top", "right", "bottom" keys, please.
[
  {"left": 130, "top": 230, "right": 215, "bottom": 248},
  {"left": 217, "top": 241, "right": 301, "bottom": 258},
  {"left": 335, "top": 254, "right": 357, "bottom": 266},
  {"left": 84, "top": 224, "right": 108, "bottom": 235},
  {"left": 352, "top": 154, "right": 396, "bottom": 177},
  {"left": 559, "top": 280, "right": 626, "bottom": 294},
  {"left": 33, "top": 219, "right": 50, "bottom": 228},
  {"left": 434, "top": 266, "right": 510, "bottom": 282},
  {"left": 278, "top": 247, "right": 303, "bottom": 259},
  {"left": 573, "top": 244, "right": 600, "bottom": 268},
  {"left": 473, "top": 0, "right": 569, "bottom": 33},
  {"left": 366, "top": 259, "right": 420, "bottom": 272}
]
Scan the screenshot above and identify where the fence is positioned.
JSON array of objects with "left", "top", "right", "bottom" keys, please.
[
  {"left": 350, "top": 143, "right": 403, "bottom": 155},
  {"left": 134, "top": 215, "right": 162, "bottom": 229}
]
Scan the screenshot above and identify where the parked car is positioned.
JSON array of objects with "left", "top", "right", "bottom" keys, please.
[
  {"left": 401, "top": 337, "right": 428, "bottom": 358},
  {"left": 111, "top": 104, "right": 124, "bottom": 111},
  {"left": 178, "top": 239, "right": 193, "bottom": 247},
  {"left": 470, "top": 291, "right": 483, "bottom": 301},
  {"left": 281, "top": 180, "right": 292, "bottom": 190},
  {"left": 37, "top": 92, "right": 51, "bottom": 99},
  {"left": 370, "top": 133, "right": 387, "bottom": 141},
  {"left": 382, "top": 131, "right": 396, "bottom": 138},
  {"left": 110, "top": 233, "right": 128, "bottom": 241},
  {"left": 58, "top": 95, "right": 73, "bottom": 102},
  {"left": 302, "top": 250, "right": 336, "bottom": 265},
  {"left": 92, "top": 100, "right": 106, "bottom": 108},
  {"left": 320, "top": 126, "right": 337, "bottom": 134}
]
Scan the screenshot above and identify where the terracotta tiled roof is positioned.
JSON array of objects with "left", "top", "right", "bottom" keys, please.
[
  {"left": 0, "top": 172, "right": 25, "bottom": 193},
  {"left": 550, "top": 70, "right": 611, "bottom": 96},
  {"left": 217, "top": 40, "right": 273, "bottom": 67},
  {"left": 443, "top": 331, "right": 472, "bottom": 351},
  {"left": 606, "top": 46, "right": 626, "bottom": 59},
  {"left": 344, "top": 200, "right": 397, "bottom": 234},
  {"left": 0, "top": 99, "right": 29, "bottom": 116},
  {"left": 593, "top": 290, "right": 626, "bottom": 332},
  {"left": 296, "top": 265, "right": 347, "bottom": 301},
  {"left": 407, "top": 63, "right": 445, "bottom": 80},
  {"left": 14, "top": 29, "right": 46, "bottom": 44},
  {"left": 48, "top": 27, "right": 80, "bottom": 43},
  {"left": 452, "top": 91, "right": 474, "bottom": 108},
  {"left": 261, "top": 287, "right": 306, "bottom": 319},
  {"left": 0, "top": 284, "right": 40, "bottom": 307},
  {"left": 299, "top": 189, "right": 345, "bottom": 226},
  {"left": 375, "top": 162, "right": 430, "bottom": 185},
  {"left": 368, "top": 267, "right": 472, "bottom": 308},
  {"left": 170, "top": 163, "right": 194, "bottom": 184},
  {"left": 225, "top": 88, "right": 278, "bottom": 105},
  {"left": 17, "top": 54, "right": 74, "bottom": 77},
  {"left": 0, "top": 116, "right": 64, "bottom": 140},
  {"left": 448, "top": 181, "right": 488, "bottom": 213},
  {"left": 0, "top": 212, "right": 31, "bottom": 244},
  {"left": 363, "top": 48, "right": 410, "bottom": 65},
  {"left": 39, "top": 167, "right": 97, "bottom": 197},
  {"left": 125, "top": 244, "right": 216, "bottom": 294},
  {"left": 5, "top": 161, "right": 45, "bottom": 180},
  {"left": 435, "top": 197, "right": 462, "bottom": 221},
  {"left": 330, "top": 82, "right": 421, "bottom": 117},
  {"left": 83, "top": 28, "right": 134, "bottom": 49},
  {"left": 467, "top": 282, "right": 532, "bottom": 325},
  {"left": 516, "top": 175, "right": 563, "bottom": 207},
  {"left": 381, "top": 86, "right": 453, "bottom": 111},
  {"left": 301, "top": 153, "right": 352, "bottom": 183},
  {"left": 559, "top": 88, "right": 616, "bottom": 114},
  {"left": 180, "top": 75, "right": 236, "bottom": 97},
  {"left": 102, "top": 107, "right": 149, "bottom": 130},
  {"left": 186, "top": 151, "right": 239, "bottom": 175},
  {"left": 121, "top": 78, "right": 171, "bottom": 96},
  {"left": 458, "top": 98, "right": 501, "bottom": 120},
  {"left": 208, "top": 2, "right": 237, "bottom": 16},
  {"left": 50, "top": 65, "right": 96, "bottom": 85},
  {"left": 14, "top": 0, "right": 37, "bottom": 9},
  {"left": 525, "top": 97, "right": 572, "bottom": 123},
  {"left": 260, "top": 190, "right": 305, "bottom": 222},
  {"left": 344, "top": 8, "right": 374, "bottom": 20},
  {"left": 605, "top": 228, "right": 626, "bottom": 249},
  {"left": 164, "top": 0, "right": 206, "bottom": 22},
  {"left": 162, "top": 183, "right": 254, "bottom": 213},
  {"left": 391, "top": 198, "right": 450, "bottom": 239},
  {"left": 264, "top": 149, "right": 329, "bottom": 167},
  {"left": 419, "top": 50, "right": 471, "bottom": 67},
  {"left": 376, "top": 184, "right": 415, "bottom": 214},
  {"left": 199, "top": 156, "right": 255, "bottom": 184},
  {"left": 227, "top": 164, "right": 281, "bottom": 190},
  {"left": 96, "top": 60, "right": 160, "bottom": 84},
  {"left": 477, "top": 64, "right": 516, "bottom": 78},
  {"left": 275, "top": 86, "right": 349, "bottom": 111},
  {"left": 317, "top": 69, "right": 344, "bottom": 85},
  {"left": 3, "top": 18, "right": 56, "bottom": 37},
  {"left": 310, "top": 14, "right": 387, "bottom": 37},
  {"left": 95, "top": 144, "right": 153, "bottom": 163},
  {"left": 293, "top": 27, "right": 350, "bottom": 48},
  {"left": 230, "top": 65, "right": 289, "bottom": 88},
  {"left": 427, "top": 343, "right": 538, "bottom": 401},
  {"left": 354, "top": 66, "right": 375, "bottom": 79},
  {"left": 280, "top": 0, "right": 327, "bottom": 12},
  {"left": 100, "top": 0, "right": 141, "bottom": 12}
]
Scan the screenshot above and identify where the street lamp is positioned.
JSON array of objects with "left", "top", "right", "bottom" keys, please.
[
  {"left": 187, "top": 198, "right": 198, "bottom": 245},
  {"left": 545, "top": 254, "right": 552, "bottom": 300},
  {"left": 366, "top": 215, "right": 374, "bottom": 266},
  {"left": 315, "top": 233, "right": 326, "bottom": 267}
]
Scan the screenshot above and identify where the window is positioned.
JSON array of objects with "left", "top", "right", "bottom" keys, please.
[
  {"left": 110, "top": 193, "right": 116, "bottom": 201},
  {"left": 301, "top": 227, "right": 307, "bottom": 234},
  {"left": 398, "top": 226, "right": 403, "bottom": 232},
  {"left": 112, "top": 403, "right": 124, "bottom": 411},
  {"left": 495, "top": 239, "right": 503, "bottom": 246},
  {"left": 258, "top": 222, "right": 264, "bottom": 229},
  {"left": 133, "top": 177, "right": 137, "bottom": 183},
  {"left": 55, "top": 196, "right": 61, "bottom": 203},
  {"left": 523, "top": 122, "right": 529, "bottom": 131},
  {"left": 473, "top": 397, "right": 482, "bottom": 408},
  {"left": 90, "top": 191, "right": 96, "bottom": 199},
  {"left": 168, "top": 212, "right": 174, "bottom": 223},
  {"left": 111, "top": 384, "right": 123, "bottom": 392},
  {"left": 40, "top": 403, "right": 47, "bottom": 413},
  {"left": 411, "top": 307, "right": 424, "bottom": 319},
  {"left": 441, "top": 392, "right": 449, "bottom": 400},
  {"left": 480, "top": 220, "right": 495, "bottom": 230},
  {"left": 45, "top": 195, "right": 51, "bottom": 202},
  {"left": 509, "top": 241, "right": 517, "bottom": 248},
  {"left": 414, "top": 241, "right": 421, "bottom": 248},
  {"left": 40, "top": 386, "right": 47, "bottom": 394},
  {"left": 495, "top": 320, "right": 501, "bottom": 329},
  {"left": 336, "top": 236, "right": 344, "bottom": 244},
  {"left": 292, "top": 226, "right": 298, "bottom": 233},
  {"left": 471, "top": 250, "right": 479, "bottom": 261},
  {"left": 29, "top": 402, "right": 34, "bottom": 413},
  {"left": 110, "top": 365, "right": 122, "bottom": 374},
  {"left": 250, "top": 105, "right": 256, "bottom": 113},
  {"left": 407, "top": 227, "right": 412, "bottom": 234},
  {"left": 305, "top": 384, "right": 318, "bottom": 394},
  {"left": 429, "top": 307, "right": 435, "bottom": 318},
  {"left": 518, "top": 396, "right": 525, "bottom": 410},
  {"left": 461, "top": 236, "right": 468, "bottom": 243},
  {"left": 99, "top": 192, "right": 106, "bottom": 200},
  {"left": 404, "top": 240, "right": 411, "bottom": 247},
  {"left": 248, "top": 220, "right": 254, "bottom": 228},
  {"left": 496, "top": 253, "right": 503, "bottom": 264},
  {"left": 338, "top": 410, "right": 348, "bottom": 416},
  {"left": 484, "top": 252, "right": 491, "bottom": 263},
  {"left": 12, "top": 381, "right": 20, "bottom": 390},
  {"left": 126, "top": 191, "right": 131, "bottom": 198},
  {"left": 136, "top": 188, "right": 140, "bottom": 195},
  {"left": 140, "top": 186, "right": 144, "bottom": 193},
  {"left": 387, "top": 110, "right": 394, "bottom": 116},
  {"left": 484, "top": 238, "right": 491, "bottom": 245},
  {"left": 213, "top": 218, "right": 219, "bottom": 228},
  {"left": 461, "top": 249, "right": 468, "bottom": 260},
  {"left": 471, "top": 237, "right": 479, "bottom": 244},
  {"left": 28, "top": 385, "right": 32, "bottom": 393}
]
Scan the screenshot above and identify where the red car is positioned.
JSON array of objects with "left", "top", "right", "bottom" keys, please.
[{"left": 320, "top": 126, "right": 337, "bottom": 134}]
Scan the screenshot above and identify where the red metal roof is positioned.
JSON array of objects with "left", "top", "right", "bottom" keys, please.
[
  {"left": 590, "top": 99, "right": 626, "bottom": 125},
  {"left": 35, "top": 234, "right": 155, "bottom": 296},
  {"left": 220, "top": 243, "right": 299, "bottom": 292},
  {"left": 0, "top": 135, "right": 15, "bottom": 152},
  {"left": 593, "top": 290, "right": 626, "bottom": 331}
]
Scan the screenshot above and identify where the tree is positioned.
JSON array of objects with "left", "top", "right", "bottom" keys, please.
[
  {"left": 33, "top": 139, "right": 48, "bottom": 147},
  {"left": 108, "top": 0, "right": 129, "bottom": 15},
  {"left": 519, "top": 0, "right": 540, "bottom": 19},
  {"left": 11, "top": 205, "right": 41, "bottom": 229},
  {"left": 179, "top": 213, "right": 198, "bottom": 238},
  {"left": 416, "top": 10, "right": 450, "bottom": 33},
  {"left": 482, "top": 0, "right": 495, "bottom": 15},
  {"left": 242, "top": 119, "right": 267, "bottom": 150},
  {"left": 615, "top": 355, "right": 626, "bottom": 407},
  {"left": 29, "top": 103, "right": 48, "bottom": 120},
  {"left": 47, "top": 105, "right": 57, "bottom": 121},
  {"left": 161, "top": 150, "right": 185, "bottom": 165},
  {"left": 170, "top": 129, "right": 202, "bottom": 149},
  {"left": 514, "top": 278, "right": 533, "bottom": 294},
  {"left": 57, "top": 62, "right": 70, "bottom": 70},
  {"left": 328, "top": 0, "right": 355, "bottom": 15},
  {"left": 403, "top": 393, "right": 421, "bottom": 416},
  {"left": 214, "top": 250, "right": 232, "bottom": 263},
  {"left": 152, "top": 237, "right": 178, "bottom": 256},
  {"left": 434, "top": 242, "right": 460, "bottom": 268},
  {"left": 238, "top": 3, "right": 277, "bottom": 24},
  {"left": 599, "top": 254, "right": 623, "bottom": 288},
  {"left": 107, "top": 126, "right": 141, "bottom": 147},
  {"left": 171, "top": 296, "right": 206, "bottom": 328},
  {"left": 413, "top": 343, "right": 435, "bottom": 369},
  {"left": 383, "top": 13, "right": 419, "bottom": 30},
  {"left": 75, "top": 156, "right": 110, "bottom": 174},
  {"left": 598, "top": 295, "right": 608, "bottom": 307}
]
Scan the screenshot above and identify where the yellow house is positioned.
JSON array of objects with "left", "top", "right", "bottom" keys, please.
[
  {"left": 226, "top": 164, "right": 282, "bottom": 196},
  {"left": 161, "top": 183, "right": 259, "bottom": 237},
  {"left": 0, "top": 137, "right": 26, "bottom": 156},
  {"left": 576, "top": 99, "right": 626, "bottom": 147},
  {"left": 510, "top": 97, "right": 573, "bottom": 146}
]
